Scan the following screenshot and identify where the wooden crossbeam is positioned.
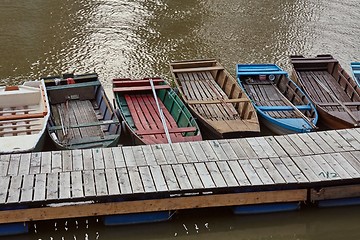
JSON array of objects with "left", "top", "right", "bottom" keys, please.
[
  {"left": 113, "top": 85, "right": 170, "bottom": 93},
  {"left": 136, "top": 126, "right": 196, "bottom": 135}
]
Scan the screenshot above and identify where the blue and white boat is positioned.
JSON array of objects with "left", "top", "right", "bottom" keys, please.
[
  {"left": 351, "top": 62, "right": 360, "bottom": 85},
  {"left": 236, "top": 64, "right": 318, "bottom": 135}
]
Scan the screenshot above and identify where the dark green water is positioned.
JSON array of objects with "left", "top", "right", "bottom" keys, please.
[{"left": 1, "top": 0, "right": 360, "bottom": 239}]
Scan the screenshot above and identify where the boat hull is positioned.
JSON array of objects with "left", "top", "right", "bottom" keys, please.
[
  {"left": 233, "top": 202, "right": 300, "bottom": 214},
  {"left": 103, "top": 211, "right": 173, "bottom": 226}
]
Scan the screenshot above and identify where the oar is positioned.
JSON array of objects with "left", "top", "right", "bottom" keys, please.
[
  {"left": 310, "top": 72, "right": 359, "bottom": 126},
  {"left": 149, "top": 79, "right": 172, "bottom": 144},
  {"left": 272, "top": 82, "right": 317, "bottom": 129}
]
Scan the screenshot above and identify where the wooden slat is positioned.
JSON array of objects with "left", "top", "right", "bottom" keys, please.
[
  {"left": 33, "top": 173, "right": 46, "bottom": 201},
  {"left": 116, "top": 167, "right": 132, "bottom": 194},
  {"left": 7, "top": 154, "right": 21, "bottom": 176},
  {"left": 205, "top": 162, "right": 227, "bottom": 187},
  {"left": 0, "top": 155, "right": 10, "bottom": 177},
  {"left": 132, "top": 145, "right": 147, "bottom": 166},
  {"left": 0, "top": 176, "right": 10, "bottom": 203},
  {"left": 172, "top": 164, "right": 192, "bottom": 190},
  {"left": 51, "top": 151, "right": 62, "bottom": 173},
  {"left": 20, "top": 174, "right": 34, "bottom": 202},
  {"left": 40, "top": 151, "right": 52, "bottom": 173},
  {"left": 71, "top": 171, "right": 84, "bottom": 198},
  {"left": 161, "top": 165, "right": 180, "bottom": 191},
  {"left": 149, "top": 165, "right": 168, "bottom": 192},
  {"left": 92, "top": 148, "right": 105, "bottom": 169},
  {"left": 46, "top": 172, "right": 59, "bottom": 200},
  {"left": 18, "top": 153, "right": 31, "bottom": 175},
  {"left": 59, "top": 172, "right": 71, "bottom": 199},
  {"left": 94, "top": 169, "right": 108, "bottom": 196},
  {"left": 7, "top": 175, "right": 23, "bottom": 203},
  {"left": 83, "top": 170, "right": 96, "bottom": 197},
  {"left": 139, "top": 166, "right": 156, "bottom": 192},
  {"left": 82, "top": 149, "right": 94, "bottom": 170}
]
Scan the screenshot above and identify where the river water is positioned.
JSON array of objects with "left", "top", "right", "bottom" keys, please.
[{"left": 1, "top": 0, "right": 360, "bottom": 239}]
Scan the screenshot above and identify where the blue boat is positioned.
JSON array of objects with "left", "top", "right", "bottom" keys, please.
[
  {"left": 236, "top": 64, "right": 318, "bottom": 135},
  {"left": 351, "top": 62, "right": 360, "bottom": 85},
  {"left": 103, "top": 211, "right": 173, "bottom": 226}
]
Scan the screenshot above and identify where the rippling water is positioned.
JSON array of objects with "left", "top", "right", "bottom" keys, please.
[{"left": 1, "top": 0, "right": 360, "bottom": 239}]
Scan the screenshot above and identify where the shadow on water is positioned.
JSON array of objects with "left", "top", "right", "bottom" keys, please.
[{"left": 3, "top": 205, "right": 360, "bottom": 240}]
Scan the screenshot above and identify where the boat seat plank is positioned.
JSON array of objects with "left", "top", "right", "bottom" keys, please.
[
  {"left": 0, "top": 122, "right": 41, "bottom": 130},
  {"left": 0, "top": 128, "right": 42, "bottom": 136},
  {"left": 0, "top": 108, "right": 38, "bottom": 114},
  {"left": 48, "top": 119, "right": 118, "bottom": 131},
  {"left": 113, "top": 85, "right": 170, "bottom": 93},
  {"left": 113, "top": 79, "right": 164, "bottom": 87},
  {"left": 171, "top": 66, "right": 224, "bottom": 73},
  {"left": 46, "top": 81, "right": 101, "bottom": 91},
  {"left": 0, "top": 112, "right": 45, "bottom": 121},
  {"left": 257, "top": 105, "right": 312, "bottom": 112},
  {"left": 135, "top": 126, "right": 196, "bottom": 135}
]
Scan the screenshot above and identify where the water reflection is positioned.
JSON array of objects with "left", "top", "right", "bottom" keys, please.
[{"left": 2, "top": 206, "right": 360, "bottom": 240}]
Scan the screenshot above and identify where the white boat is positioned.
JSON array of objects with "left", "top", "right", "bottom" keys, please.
[{"left": 0, "top": 80, "right": 50, "bottom": 154}]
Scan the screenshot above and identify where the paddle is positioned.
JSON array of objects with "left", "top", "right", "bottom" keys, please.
[
  {"left": 310, "top": 72, "right": 359, "bottom": 127},
  {"left": 271, "top": 82, "right": 317, "bottom": 129},
  {"left": 149, "top": 79, "right": 172, "bottom": 144}
]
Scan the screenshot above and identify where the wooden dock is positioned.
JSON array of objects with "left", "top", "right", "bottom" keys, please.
[{"left": 2, "top": 128, "right": 360, "bottom": 224}]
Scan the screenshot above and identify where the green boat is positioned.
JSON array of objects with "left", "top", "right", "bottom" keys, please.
[
  {"left": 113, "top": 77, "right": 202, "bottom": 145},
  {"left": 44, "top": 73, "right": 121, "bottom": 149}
]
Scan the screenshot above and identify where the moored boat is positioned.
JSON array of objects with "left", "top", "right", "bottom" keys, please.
[
  {"left": 0, "top": 80, "right": 50, "bottom": 154},
  {"left": 44, "top": 73, "right": 121, "bottom": 149},
  {"left": 112, "top": 77, "right": 202, "bottom": 145},
  {"left": 236, "top": 63, "right": 318, "bottom": 135},
  {"left": 290, "top": 55, "right": 360, "bottom": 129},
  {"left": 350, "top": 62, "right": 360, "bottom": 85},
  {"left": 169, "top": 59, "right": 260, "bottom": 139}
]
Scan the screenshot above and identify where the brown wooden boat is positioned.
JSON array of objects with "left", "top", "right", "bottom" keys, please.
[
  {"left": 290, "top": 54, "right": 360, "bottom": 129},
  {"left": 169, "top": 59, "right": 260, "bottom": 139}
]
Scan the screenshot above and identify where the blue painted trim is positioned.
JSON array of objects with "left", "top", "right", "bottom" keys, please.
[
  {"left": 0, "top": 223, "right": 28, "bottom": 236},
  {"left": 350, "top": 62, "right": 360, "bottom": 85},
  {"left": 236, "top": 64, "right": 288, "bottom": 76},
  {"left": 103, "top": 211, "right": 172, "bottom": 226},
  {"left": 257, "top": 105, "right": 312, "bottom": 112},
  {"left": 233, "top": 202, "right": 300, "bottom": 214},
  {"left": 318, "top": 197, "right": 360, "bottom": 208}
]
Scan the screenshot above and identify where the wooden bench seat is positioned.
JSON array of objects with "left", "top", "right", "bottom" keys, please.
[
  {"left": 136, "top": 126, "right": 196, "bottom": 135},
  {"left": 113, "top": 85, "right": 170, "bottom": 93}
]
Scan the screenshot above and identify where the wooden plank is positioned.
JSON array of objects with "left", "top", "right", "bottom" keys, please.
[
  {"left": 40, "top": 151, "right": 52, "bottom": 173},
  {"left": 7, "top": 175, "right": 23, "bottom": 203},
  {"left": 102, "top": 148, "right": 116, "bottom": 169},
  {"left": 279, "top": 157, "right": 309, "bottom": 183},
  {"left": 59, "top": 172, "right": 71, "bottom": 199},
  {"left": 128, "top": 166, "right": 144, "bottom": 193},
  {"left": 342, "top": 151, "right": 360, "bottom": 173},
  {"left": 151, "top": 144, "right": 167, "bottom": 165},
  {"left": 198, "top": 141, "right": 219, "bottom": 161},
  {"left": 311, "top": 155, "right": 341, "bottom": 180},
  {"left": 33, "top": 173, "right": 46, "bottom": 201},
  {"left": 160, "top": 144, "right": 177, "bottom": 164},
  {"left": 7, "top": 154, "right": 20, "bottom": 176},
  {"left": 323, "top": 153, "right": 352, "bottom": 179},
  {"left": 132, "top": 145, "right": 147, "bottom": 166},
  {"left": 141, "top": 145, "right": 157, "bottom": 165},
  {"left": 236, "top": 138, "right": 258, "bottom": 158},
  {"left": 208, "top": 140, "right": 229, "bottom": 160},
  {"left": 18, "top": 153, "right": 31, "bottom": 175},
  {"left": 195, "top": 162, "right": 216, "bottom": 188},
  {"left": 72, "top": 149, "right": 83, "bottom": 171},
  {"left": 297, "top": 133, "right": 324, "bottom": 154},
  {"left": 94, "top": 169, "right": 108, "bottom": 196},
  {"left": 180, "top": 142, "right": 198, "bottom": 163},
  {"left": 122, "top": 147, "right": 137, "bottom": 166},
  {"left": 227, "top": 160, "right": 251, "bottom": 186},
  {"left": 307, "top": 132, "right": 334, "bottom": 153},
  {"left": 46, "top": 172, "right": 59, "bottom": 200},
  {"left": 292, "top": 156, "right": 321, "bottom": 182},
  {"left": 217, "top": 140, "right": 239, "bottom": 160},
  {"left": 263, "top": 136, "right": 288, "bottom": 157},
  {"left": 149, "top": 165, "right": 168, "bottom": 192},
  {"left": 331, "top": 152, "right": 360, "bottom": 178},
  {"left": 0, "top": 189, "right": 308, "bottom": 224},
  {"left": 248, "top": 159, "right": 274, "bottom": 185},
  {"left": 311, "top": 185, "right": 360, "bottom": 201},
  {"left": 226, "top": 139, "right": 247, "bottom": 159},
  {"left": 317, "top": 131, "right": 342, "bottom": 152},
  {"left": 284, "top": 134, "right": 313, "bottom": 156},
  {"left": 189, "top": 141, "right": 208, "bottom": 162},
  {"left": 246, "top": 138, "right": 268, "bottom": 159},
  {"left": 71, "top": 171, "right": 84, "bottom": 198},
  {"left": 238, "top": 160, "right": 262, "bottom": 185},
  {"left": 216, "top": 161, "right": 238, "bottom": 187},
  {"left": 327, "top": 130, "right": 354, "bottom": 151},
  {"left": 345, "top": 129, "right": 360, "bottom": 150},
  {"left": 260, "top": 158, "right": 285, "bottom": 184},
  {"left": 0, "top": 155, "right": 10, "bottom": 176},
  {"left": 20, "top": 174, "right": 34, "bottom": 202},
  {"left": 139, "top": 166, "right": 156, "bottom": 192},
  {"left": 335, "top": 129, "right": 360, "bottom": 150},
  {"left": 0, "top": 176, "right": 10, "bottom": 203},
  {"left": 29, "top": 152, "right": 41, "bottom": 174},
  {"left": 206, "top": 162, "right": 227, "bottom": 187},
  {"left": 161, "top": 165, "right": 180, "bottom": 191},
  {"left": 105, "top": 168, "right": 120, "bottom": 195},
  {"left": 92, "top": 148, "right": 105, "bottom": 169},
  {"left": 116, "top": 167, "right": 132, "bottom": 194},
  {"left": 183, "top": 163, "right": 204, "bottom": 189},
  {"left": 81, "top": 149, "right": 94, "bottom": 170},
  {"left": 269, "top": 157, "right": 297, "bottom": 183},
  {"left": 254, "top": 137, "right": 278, "bottom": 158},
  {"left": 172, "top": 164, "right": 192, "bottom": 190},
  {"left": 62, "top": 150, "right": 72, "bottom": 172},
  {"left": 112, "top": 147, "right": 126, "bottom": 168},
  {"left": 83, "top": 170, "right": 96, "bottom": 197},
  {"left": 274, "top": 136, "right": 300, "bottom": 156},
  {"left": 51, "top": 151, "right": 62, "bottom": 173}
]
